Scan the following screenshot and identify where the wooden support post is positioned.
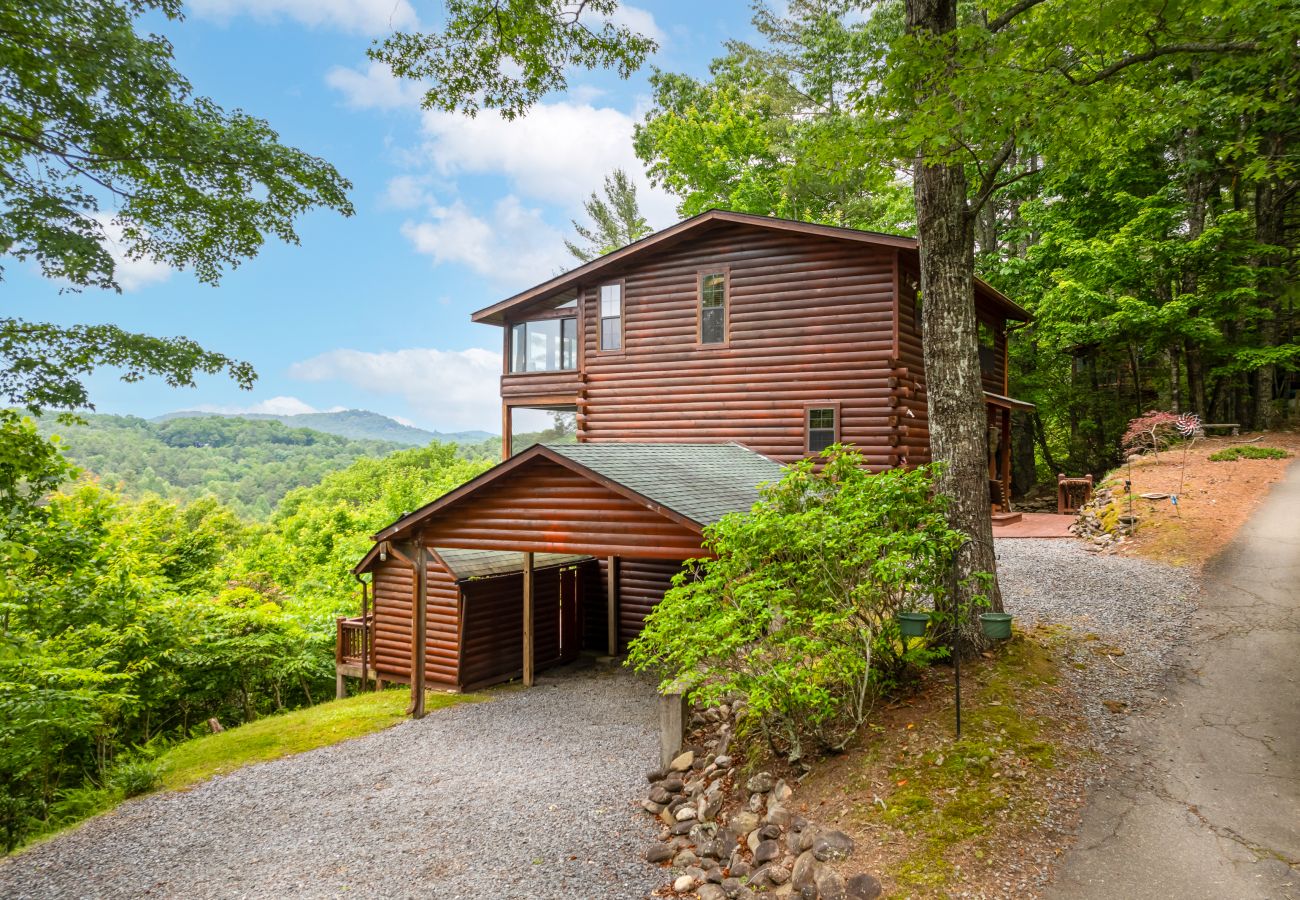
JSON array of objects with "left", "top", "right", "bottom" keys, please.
[
  {"left": 336, "top": 671, "right": 346, "bottom": 700},
  {"left": 522, "top": 551, "right": 535, "bottom": 687},
  {"left": 658, "top": 692, "right": 688, "bottom": 769},
  {"left": 606, "top": 555, "right": 618, "bottom": 657},
  {"left": 501, "top": 403, "right": 513, "bottom": 461},
  {"left": 410, "top": 542, "right": 428, "bottom": 719},
  {"left": 1000, "top": 408, "right": 1012, "bottom": 510}
]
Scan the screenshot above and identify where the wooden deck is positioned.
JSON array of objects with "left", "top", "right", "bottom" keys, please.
[{"left": 992, "top": 512, "right": 1077, "bottom": 539}]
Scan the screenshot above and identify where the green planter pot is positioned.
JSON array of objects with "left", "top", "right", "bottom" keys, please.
[
  {"left": 897, "top": 611, "right": 930, "bottom": 638},
  {"left": 980, "top": 612, "right": 1013, "bottom": 641}
]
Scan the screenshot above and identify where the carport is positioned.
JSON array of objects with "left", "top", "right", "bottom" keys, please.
[{"left": 348, "top": 442, "right": 785, "bottom": 716}]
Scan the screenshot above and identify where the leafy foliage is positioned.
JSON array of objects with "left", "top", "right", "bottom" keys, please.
[
  {"left": 1121, "top": 411, "right": 1188, "bottom": 455},
  {"left": 0, "top": 424, "right": 487, "bottom": 850},
  {"left": 0, "top": 0, "right": 352, "bottom": 414},
  {"left": 373, "top": 0, "right": 657, "bottom": 119},
  {"left": 565, "top": 169, "right": 651, "bottom": 262},
  {"left": 629, "top": 448, "right": 972, "bottom": 762},
  {"left": 1208, "top": 445, "right": 1290, "bottom": 461}
]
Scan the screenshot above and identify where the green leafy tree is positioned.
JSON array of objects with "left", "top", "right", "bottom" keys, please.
[
  {"left": 629, "top": 448, "right": 971, "bottom": 762},
  {"left": 564, "top": 169, "right": 651, "bottom": 262},
  {"left": 0, "top": 0, "right": 353, "bottom": 412}
]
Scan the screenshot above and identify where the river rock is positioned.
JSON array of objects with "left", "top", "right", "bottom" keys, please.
[
  {"left": 846, "top": 872, "right": 884, "bottom": 899},
  {"left": 812, "top": 830, "right": 855, "bottom": 861}
]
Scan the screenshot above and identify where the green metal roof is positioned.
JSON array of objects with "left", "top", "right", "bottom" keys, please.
[
  {"left": 545, "top": 442, "right": 785, "bottom": 526},
  {"left": 435, "top": 548, "right": 591, "bottom": 581}
]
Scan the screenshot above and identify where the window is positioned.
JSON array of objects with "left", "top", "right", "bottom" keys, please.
[
  {"left": 700, "top": 272, "right": 727, "bottom": 344},
  {"left": 978, "top": 321, "right": 996, "bottom": 375},
  {"left": 509, "top": 317, "right": 577, "bottom": 373},
  {"left": 599, "top": 283, "right": 622, "bottom": 350},
  {"left": 807, "top": 407, "right": 837, "bottom": 453}
]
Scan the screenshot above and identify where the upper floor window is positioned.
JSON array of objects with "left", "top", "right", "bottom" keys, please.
[
  {"left": 978, "top": 320, "right": 997, "bottom": 375},
  {"left": 699, "top": 272, "right": 727, "bottom": 344},
  {"left": 600, "top": 283, "right": 622, "bottom": 350},
  {"left": 807, "top": 406, "right": 838, "bottom": 453},
  {"left": 510, "top": 317, "right": 577, "bottom": 373}
]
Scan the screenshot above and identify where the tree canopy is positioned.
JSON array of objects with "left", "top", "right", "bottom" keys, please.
[{"left": 0, "top": 0, "right": 353, "bottom": 411}]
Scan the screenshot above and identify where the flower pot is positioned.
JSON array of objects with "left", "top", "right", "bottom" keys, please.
[
  {"left": 980, "top": 612, "right": 1013, "bottom": 641},
  {"left": 897, "top": 611, "right": 930, "bottom": 638}
]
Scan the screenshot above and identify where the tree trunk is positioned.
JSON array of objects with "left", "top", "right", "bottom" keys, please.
[
  {"left": 1253, "top": 162, "right": 1285, "bottom": 430},
  {"left": 906, "top": 0, "right": 1003, "bottom": 645}
]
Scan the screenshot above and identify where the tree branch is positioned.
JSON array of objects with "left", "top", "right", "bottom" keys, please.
[
  {"left": 987, "top": 0, "right": 1051, "bottom": 33},
  {"left": 1068, "top": 42, "right": 1258, "bottom": 87}
]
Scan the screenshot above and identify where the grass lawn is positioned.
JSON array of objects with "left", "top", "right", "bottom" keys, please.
[{"left": 157, "top": 687, "right": 482, "bottom": 791}]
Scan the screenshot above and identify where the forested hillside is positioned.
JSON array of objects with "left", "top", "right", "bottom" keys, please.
[
  {"left": 155, "top": 408, "right": 494, "bottom": 447},
  {"left": 0, "top": 414, "right": 492, "bottom": 850},
  {"left": 35, "top": 414, "right": 409, "bottom": 519}
]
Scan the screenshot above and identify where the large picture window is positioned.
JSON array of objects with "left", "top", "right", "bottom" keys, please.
[
  {"left": 599, "top": 283, "right": 622, "bottom": 350},
  {"left": 699, "top": 271, "right": 727, "bottom": 344},
  {"left": 509, "top": 317, "right": 577, "bottom": 373}
]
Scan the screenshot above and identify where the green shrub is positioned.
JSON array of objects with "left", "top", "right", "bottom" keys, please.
[
  {"left": 628, "top": 447, "right": 974, "bottom": 762},
  {"left": 105, "top": 756, "right": 162, "bottom": 799},
  {"left": 1208, "top": 446, "right": 1290, "bottom": 461}
]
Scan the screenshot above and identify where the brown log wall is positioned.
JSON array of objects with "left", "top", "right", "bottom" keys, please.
[
  {"left": 573, "top": 224, "right": 901, "bottom": 465},
  {"left": 417, "top": 457, "right": 704, "bottom": 559},
  {"left": 614, "top": 558, "right": 687, "bottom": 649},
  {"left": 369, "top": 557, "right": 461, "bottom": 687}
]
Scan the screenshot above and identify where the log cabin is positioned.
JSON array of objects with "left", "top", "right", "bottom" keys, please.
[{"left": 339, "top": 210, "right": 1032, "bottom": 709}]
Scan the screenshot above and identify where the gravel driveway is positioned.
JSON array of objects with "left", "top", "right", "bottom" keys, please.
[{"left": 0, "top": 665, "right": 662, "bottom": 900}]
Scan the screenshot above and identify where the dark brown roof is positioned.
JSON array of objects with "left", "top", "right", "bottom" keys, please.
[{"left": 470, "top": 209, "right": 1031, "bottom": 325}]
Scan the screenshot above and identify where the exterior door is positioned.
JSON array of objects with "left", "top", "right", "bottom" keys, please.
[{"left": 558, "top": 565, "right": 581, "bottom": 663}]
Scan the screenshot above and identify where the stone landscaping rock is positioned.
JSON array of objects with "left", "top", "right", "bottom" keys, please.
[
  {"left": 715, "top": 755, "right": 733, "bottom": 769},
  {"left": 846, "top": 872, "right": 883, "bottom": 899},
  {"left": 753, "top": 839, "right": 781, "bottom": 864},
  {"left": 673, "top": 873, "right": 696, "bottom": 892},
  {"left": 812, "top": 830, "right": 855, "bottom": 862},
  {"left": 746, "top": 772, "right": 776, "bottom": 793},
  {"left": 797, "top": 825, "right": 821, "bottom": 853},
  {"left": 729, "top": 811, "right": 759, "bottom": 837},
  {"left": 730, "top": 859, "right": 751, "bottom": 878},
  {"left": 791, "top": 850, "right": 821, "bottom": 891},
  {"left": 747, "top": 793, "right": 765, "bottom": 813},
  {"left": 648, "top": 786, "right": 672, "bottom": 805},
  {"left": 669, "top": 751, "right": 695, "bottom": 773},
  {"left": 698, "top": 885, "right": 727, "bottom": 900},
  {"left": 642, "top": 799, "right": 665, "bottom": 815},
  {"left": 767, "top": 864, "right": 791, "bottom": 885},
  {"left": 646, "top": 768, "right": 667, "bottom": 783},
  {"left": 815, "top": 867, "right": 848, "bottom": 900},
  {"left": 674, "top": 805, "right": 698, "bottom": 823},
  {"left": 673, "top": 849, "right": 699, "bottom": 868},
  {"left": 767, "top": 805, "right": 793, "bottom": 829},
  {"left": 721, "top": 876, "right": 744, "bottom": 897},
  {"left": 771, "top": 779, "right": 794, "bottom": 804},
  {"left": 800, "top": 886, "right": 819, "bottom": 900},
  {"left": 645, "top": 844, "right": 673, "bottom": 864},
  {"left": 758, "top": 823, "right": 782, "bottom": 841},
  {"left": 661, "top": 776, "right": 685, "bottom": 792}
]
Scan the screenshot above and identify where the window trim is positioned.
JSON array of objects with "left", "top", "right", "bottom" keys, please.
[
  {"left": 596, "top": 279, "right": 626, "bottom": 354},
  {"left": 804, "top": 401, "right": 842, "bottom": 455},
  {"left": 695, "top": 266, "right": 731, "bottom": 348}
]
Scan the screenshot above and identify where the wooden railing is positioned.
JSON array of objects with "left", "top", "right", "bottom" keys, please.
[{"left": 336, "top": 615, "right": 371, "bottom": 666}]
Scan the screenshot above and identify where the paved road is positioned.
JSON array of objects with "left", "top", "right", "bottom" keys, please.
[{"left": 1048, "top": 462, "right": 1300, "bottom": 899}]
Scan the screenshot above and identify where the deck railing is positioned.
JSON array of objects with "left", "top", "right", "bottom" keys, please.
[{"left": 335, "top": 615, "right": 371, "bottom": 666}]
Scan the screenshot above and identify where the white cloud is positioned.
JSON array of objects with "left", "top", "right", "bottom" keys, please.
[
  {"left": 325, "top": 61, "right": 424, "bottom": 110},
  {"left": 290, "top": 347, "right": 503, "bottom": 431},
  {"left": 194, "top": 395, "right": 326, "bottom": 416},
  {"left": 382, "top": 174, "right": 436, "bottom": 210},
  {"left": 400, "top": 196, "right": 570, "bottom": 284},
  {"left": 419, "top": 101, "right": 678, "bottom": 223},
  {"left": 92, "top": 214, "right": 171, "bottom": 292},
  {"left": 189, "top": 0, "right": 417, "bottom": 34},
  {"left": 606, "top": 5, "right": 666, "bottom": 45}
]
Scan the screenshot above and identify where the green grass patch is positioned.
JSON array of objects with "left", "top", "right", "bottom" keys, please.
[
  {"left": 157, "top": 688, "right": 480, "bottom": 790},
  {"left": 1208, "top": 445, "right": 1290, "bottom": 461}
]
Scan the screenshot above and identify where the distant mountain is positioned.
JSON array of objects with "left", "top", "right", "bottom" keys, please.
[{"left": 154, "top": 409, "right": 495, "bottom": 447}]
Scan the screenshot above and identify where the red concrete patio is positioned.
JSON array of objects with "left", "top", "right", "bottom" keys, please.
[{"left": 993, "top": 512, "right": 1077, "bottom": 539}]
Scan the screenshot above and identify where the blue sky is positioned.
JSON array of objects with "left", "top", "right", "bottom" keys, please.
[{"left": 7, "top": 0, "right": 759, "bottom": 432}]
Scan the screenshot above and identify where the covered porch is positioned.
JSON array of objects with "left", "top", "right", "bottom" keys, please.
[{"left": 985, "top": 390, "right": 1036, "bottom": 521}]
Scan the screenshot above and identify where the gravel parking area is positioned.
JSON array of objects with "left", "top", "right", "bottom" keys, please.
[
  {"left": 0, "top": 665, "right": 661, "bottom": 900},
  {"left": 996, "top": 538, "right": 1198, "bottom": 744}
]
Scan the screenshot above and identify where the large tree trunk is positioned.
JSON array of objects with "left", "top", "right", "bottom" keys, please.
[
  {"left": 906, "top": 0, "right": 1004, "bottom": 647},
  {"left": 1254, "top": 162, "right": 1284, "bottom": 430}
]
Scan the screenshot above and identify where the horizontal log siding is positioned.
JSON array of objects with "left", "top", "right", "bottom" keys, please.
[
  {"left": 616, "top": 558, "right": 686, "bottom": 649},
  {"left": 369, "top": 558, "right": 461, "bottom": 686},
  {"left": 458, "top": 561, "right": 583, "bottom": 688},
  {"left": 417, "top": 458, "right": 704, "bottom": 559},
  {"left": 576, "top": 224, "right": 898, "bottom": 465},
  {"left": 897, "top": 261, "right": 931, "bottom": 467},
  {"left": 500, "top": 370, "right": 582, "bottom": 402}
]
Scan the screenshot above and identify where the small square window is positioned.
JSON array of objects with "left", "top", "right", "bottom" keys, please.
[{"left": 808, "top": 407, "right": 837, "bottom": 453}]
